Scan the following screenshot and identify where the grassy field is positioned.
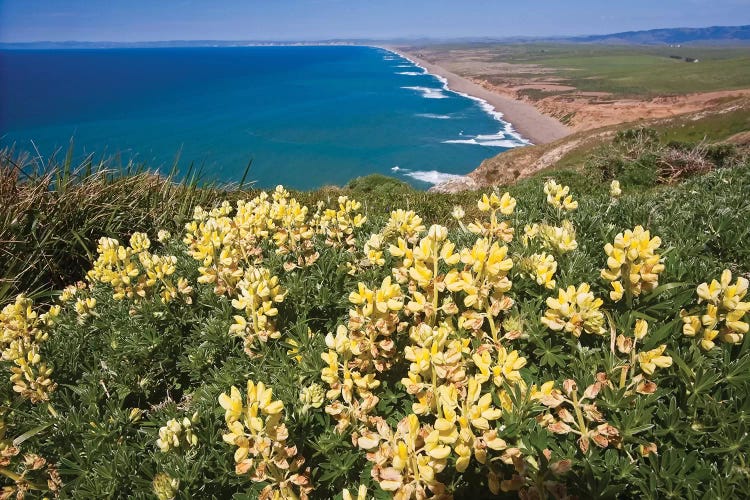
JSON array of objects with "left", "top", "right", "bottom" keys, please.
[
  {"left": 491, "top": 44, "right": 750, "bottom": 96},
  {"left": 418, "top": 43, "right": 750, "bottom": 98}
]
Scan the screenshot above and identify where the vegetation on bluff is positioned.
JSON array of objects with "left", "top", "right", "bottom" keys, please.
[{"left": 0, "top": 135, "right": 748, "bottom": 498}]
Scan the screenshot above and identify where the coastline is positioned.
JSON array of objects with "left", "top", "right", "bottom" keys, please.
[{"left": 384, "top": 46, "right": 571, "bottom": 146}]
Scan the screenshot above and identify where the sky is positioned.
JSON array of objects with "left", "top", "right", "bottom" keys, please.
[{"left": 1, "top": 0, "right": 748, "bottom": 43}]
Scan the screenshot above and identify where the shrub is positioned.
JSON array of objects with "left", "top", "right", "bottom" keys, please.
[
  {"left": 346, "top": 174, "right": 412, "bottom": 195},
  {"left": 1, "top": 171, "right": 748, "bottom": 499}
]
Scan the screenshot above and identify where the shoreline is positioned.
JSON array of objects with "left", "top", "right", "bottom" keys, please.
[{"left": 383, "top": 46, "right": 571, "bottom": 146}]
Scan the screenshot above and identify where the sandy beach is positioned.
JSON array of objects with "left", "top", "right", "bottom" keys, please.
[{"left": 386, "top": 47, "right": 571, "bottom": 145}]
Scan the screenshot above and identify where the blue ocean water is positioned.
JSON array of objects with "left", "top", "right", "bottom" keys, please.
[{"left": 0, "top": 46, "right": 527, "bottom": 189}]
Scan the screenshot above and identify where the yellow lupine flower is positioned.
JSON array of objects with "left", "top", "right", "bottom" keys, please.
[
  {"left": 634, "top": 319, "right": 649, "bottom": 340},
  {"left": 299, "top": 383, "right": 325, "bottom": 412},
  {"left": 638, "top": 345, "right": 673, "bottom": 376},
  {"left": 0, "top": 295, "right": 58, "bottom": 403},
  {"left": 544, "top": 179, "right": 578, "bottom": 211},
  {"left": 316, "top": 195, "right": 366, "bottom": 250},
  {"left": 129, "top": 232, "right": 151, "bottom": 253},
  {"left": 538, "top": 222, "right": 578, "bottom": 254},
  {"left": 218, "top": 380, "right": 311, "bottom": 499},
  {"left": 383, "top": 209, "right": 425, "bottom": 243},
  {"left": 472, "top": 346, "right": 526, "bottom": 387},
  {"left": 610, "top": 180, "right": 622, "bottom": 198},
  {"left": 542, "top": 283, "right": 606, "bottom": 337},
  {"left": 477, "top": 192, "right": 500, "bottom": 212},
  {"left": 530, "top": 381, "right": 565, "bottom": 408},
  {"left": 153, "top": 473, "right": 179, "bottom": 500},
  {"left": 520, "top": 252, "right": 557, "bottom": 289},
  {"left": 684, "top": 269, "right": 750, "bottom": 349},
  {"left": 156, "top": 415, "right": 198, "bottom": 452},
  {"left": 499, "top": 192, "right": 517, "bottom": 215},
  {"left": 601, "top": 225, "right": 664, "bottom": 301},
  {"left": 342, "top": 485, "right": 368, "bottom": 500},
  {"left": 362, "top": 413, "right": 449, "bottom": 497}
]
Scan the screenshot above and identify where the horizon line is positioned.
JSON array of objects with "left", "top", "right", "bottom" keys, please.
[{"left": 1, "top": 23, "right": 749, "bottom": 46}]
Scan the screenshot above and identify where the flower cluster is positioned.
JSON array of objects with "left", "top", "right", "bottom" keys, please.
[
  {"left": 362, "top": 233, "right": 386, "bottom": 268},
  {"left": 321, "top": 277, "right": 405, "bottom": 431},
  {"left": 0, "top": 295, "right": 58, "bottom": 402},
  {"left": 357, "top": 414, "right": 451, "bottom": 498},
  {"left": 543, "top": 179, "right": 578, "bottom": 211},
  {"left": 541, "top": 283, "right": 606, "bottom": 337},
  {"left": 153, "top": 473, "right": 179, "bottom": 500},
  {"left": 524, "top": 222, "right": 578, "bottom": 255},
  {"left": 381, "top": 209, "right": 425, "bottom": 244},
  {"left": 519, "top": 252, "right": 558, "bottom": 289},
  {"left": 183, "top": 201, "right": 254, "bottom": 296},
  {"left": 269, "top": 186, "right": 320, "bottom": 271},
  {"left": 73, "top": 296, "right": 96, "bottom": 323},
  {"left": 299, "top": 383, "right": 325, "bottom": 414},
  {"left": 87, "top": 233, "right": 189, "bottom": 304},
  {"left": 0, "top": 447, "right": 62, "bottom": 499},
  {"left": 7, "top": 180, "right": 703, "bottom": 499},
  {"left": 229, "top": 266, "right": 286, "bottom": 355},
  {"left": 682, "top": 269, "right": 749, "bottom": 350},
  {"left": 444, "top": 237, "right": 514, "bottom": 341},
  {"left": 156, "top": 414, "right": 199, "bottom": 452},
  {"left": 315, "top": 195, "right": 366, "bottom": 251},
  {"left": 219, "top": 380, "right": 312, "bottom": 499},
  {"left": 610, "top": 180, "right": 622, "bottom": 198},
  {"left": 601, "top": 225, "right": 664, "bottom": 302},
  {"left": 466, "top": 191, "right": 516, "bottom": 242}
]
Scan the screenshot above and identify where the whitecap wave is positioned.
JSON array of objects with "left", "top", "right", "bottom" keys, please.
[
  {"left": 443, "top": 132, "right": 524, "bottom": 148},
  {"left": 402, "top": 170, "right": 466, "bottom": 185},
  {"left": 396, "top": 71, "right": 424, "bottom": 76},
  {"left": 443, "top": 137, "right": 520, "bottom": 148},
  {"left": 401, "top": 86, "right": 448, "bottom": 99},
  {"left": 391, "top": 166, "right": 402, "bottom": 172},
  {"left": 416, "top": 113, "right": 452, "bottom": 120}
]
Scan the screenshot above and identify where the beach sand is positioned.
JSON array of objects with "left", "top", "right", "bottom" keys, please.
[{"left": 386, "top": 47, "right": 571, "bottom": 145}]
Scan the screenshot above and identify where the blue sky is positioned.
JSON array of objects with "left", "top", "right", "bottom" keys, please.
[{"left": 1, "top": 0, "right": 748, "bottom": 42}]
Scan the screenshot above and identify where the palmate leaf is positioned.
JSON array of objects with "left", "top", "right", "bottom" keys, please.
[
  {"left": 636, "top": 450, "right": 711, "bottom": 500},
  {"left": 724, "top": 354, "right": 750, "bottom": 388},
  {"left": 532, "top": 337, "right": 567, "bottom": 368}
]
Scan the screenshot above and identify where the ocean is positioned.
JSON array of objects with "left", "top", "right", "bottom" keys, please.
[{"left": 0, "top": 45, "right": 527, "bottom": 190}]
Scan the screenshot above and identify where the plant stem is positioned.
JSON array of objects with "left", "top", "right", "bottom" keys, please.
[{"left": 571, "top": 389, "right": 588, "bottom": 450}]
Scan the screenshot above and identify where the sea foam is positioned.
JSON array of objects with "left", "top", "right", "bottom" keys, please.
[
  {"left": 403, "top": 170, "right": 466, "bottom": 185},
  {"left": 416, "top": 113, "right": 452, "bottom": 120},
  {"left": 401, "top": 86, "right": 448, "bottom": 99},
  {"left": 389, "top": 166, "right": 463, "bottom": 185}
]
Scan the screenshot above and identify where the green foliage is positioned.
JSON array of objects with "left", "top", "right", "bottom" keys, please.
[
  {"left": 0, "top": 159, "right": 748, "bottom": 499},
  {"left": 346, "top": 174, "right": 412, "bottom": 195}
]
